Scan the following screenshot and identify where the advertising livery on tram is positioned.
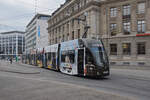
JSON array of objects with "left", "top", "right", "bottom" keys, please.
[{"left": 23, "top": 38, "right": 109, "bottom": 77}]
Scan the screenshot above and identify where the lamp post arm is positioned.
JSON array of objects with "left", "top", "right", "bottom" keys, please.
[{"left": 73, "top": 16, "right": 90, "bottom": 38}]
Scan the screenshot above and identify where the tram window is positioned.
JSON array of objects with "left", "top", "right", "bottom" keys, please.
[
  {"left": 48, "top": 53, "right": 51, "bottom": 60},
  {"left": 39, "top": 55, "right": 41, "bottom": 60},
  {"left": 37, "top": 54, "right": 39, "bottom": 60},
  {"left": 61, "top": 54, "right": 66, "bottom": 63},
  {"left": 51, "top": 52, "right": 56, "bottom": 61},
  {"left": 61, "top": 50, "right": 75, "bottom": 64},
  {"left": 68, "top": 53, "right": 75, "bottom": 63},
  {"left": 37, "top": 54, "right": 42, "bottom": 60},
  {"left": 86, "top": 49, "right": 94, "bottom": 64}
]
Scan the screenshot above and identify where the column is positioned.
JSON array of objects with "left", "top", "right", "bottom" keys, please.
[
  {"left": 117, "top": 6, "right": 123, "bottom": 34},
  {"left": 131, "top": 2, "right": 137, "bottom": 35},
  {"left": 16, "top": 35, "right": 18, "bottom": 57},
  {"left": 146, "top": 0, "right": 150, "bottom": 33},
  {"left": 90, "top": 9, "right": 97, "bottom": 37}
]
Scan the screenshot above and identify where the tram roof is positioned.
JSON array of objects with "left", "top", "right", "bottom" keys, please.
[{"left": 45, "top": 44, "right": 59, "bottom": 52}]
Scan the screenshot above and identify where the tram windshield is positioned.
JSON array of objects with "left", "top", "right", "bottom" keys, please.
[{"left": 84, "top": 39, "right": 108, "bottom": 67}]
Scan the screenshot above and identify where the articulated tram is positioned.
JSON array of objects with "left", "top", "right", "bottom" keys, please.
[
  {"left": 23, "top": 38, "right": 110, "bottom": 77},
  {"left": 44, "top": 44, "right": 60, "bottom": 70}
]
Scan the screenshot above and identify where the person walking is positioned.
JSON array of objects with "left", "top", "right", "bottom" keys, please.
[{"left": 10, "top": 57, "right": 12, "bottom": 64}]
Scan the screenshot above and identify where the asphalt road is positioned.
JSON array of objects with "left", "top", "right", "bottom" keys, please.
[{"left": 0, "top": 61, "right": 150, "bottom": 100}]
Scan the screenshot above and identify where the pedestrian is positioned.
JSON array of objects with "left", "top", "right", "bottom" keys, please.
[{"left": 10, "top": 57, "right": 12, "bottom": 64}]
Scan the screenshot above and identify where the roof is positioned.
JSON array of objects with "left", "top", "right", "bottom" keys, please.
[
  {"left": 51, "top": 0, "right": 71, "bottom": 17},
  {"left": 0, "top": 31, "right": 25, "bottom": 35},
  {"left": 26, "top": 13, "right": 51, "bottom": 28}
]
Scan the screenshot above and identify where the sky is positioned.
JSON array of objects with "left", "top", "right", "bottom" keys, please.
[{"left": 0, "top": 0, "right": 65, "bottom": 32}]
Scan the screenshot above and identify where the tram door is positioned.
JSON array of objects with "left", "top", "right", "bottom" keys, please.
[{"left": 77, "top": 49, "right": 84, "bottom": 75}]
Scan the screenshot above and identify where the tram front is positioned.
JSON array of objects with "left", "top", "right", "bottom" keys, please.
[{"left": 81, "top": 39, "right": 110, "bottom": 77}]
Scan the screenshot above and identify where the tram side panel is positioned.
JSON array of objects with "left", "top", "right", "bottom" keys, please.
[
  {"left": 45, "top": 44, "right": 60, "bottom": 71},
  {"left": 59, "top": 40, "right": 79, "bottom": 75},
  {"left": 59, "top": 39, "right": 110, "bottom": 77},
  {"left": 36, "top": 53, "right": 43, "bottom": 68}
]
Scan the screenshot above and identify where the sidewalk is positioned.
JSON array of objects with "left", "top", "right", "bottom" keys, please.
[
  {"left": 110, "top": 65, "right": 150, "bottom": 70},
  {"left": 0, "top": 61, "right": 41, "bottom": 74}
]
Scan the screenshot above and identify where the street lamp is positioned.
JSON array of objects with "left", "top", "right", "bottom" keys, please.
[{"left": 73, "top": 12, "right": 90, "bottom": 38}]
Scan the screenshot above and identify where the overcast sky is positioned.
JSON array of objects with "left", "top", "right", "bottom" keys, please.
[{"left": 0, "top": 0, "right": 65, "bottom": 32}]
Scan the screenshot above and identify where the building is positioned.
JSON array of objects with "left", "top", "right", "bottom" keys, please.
[
  {"left": 48, "top": 0, "right": 101, "bottom": 45},
  {"left": 48, "top": 0, "right": 150, "bottom": 66},
  {"left": 100, "top": 0, "right": 150, "bottom": 66},
  {"left": 25, "top": 14, "right": 50, "bottom": 54},
  {"left": 0, "top": 31, "right": 25, "bottom": 59}
]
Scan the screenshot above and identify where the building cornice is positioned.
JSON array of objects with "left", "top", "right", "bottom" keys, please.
[
  {"left": 100, "top": 0, "right": 146, "bottom": 5},
  {"left": 48, "top": 0, "right": 101, "bottom": 23},
  {"left": 26, "top": 13, "right": 50, "bottom": 28},
  {"left": 0, "top": 31, "right": 25, "bottom": 35},
  {"left": 48, "top": 1, "right": 100, "bottom": 30}
]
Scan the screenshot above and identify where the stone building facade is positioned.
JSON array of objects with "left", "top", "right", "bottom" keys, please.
[
  {"left": 48, "top": 0, "right": 150, "bottom": 66},
  {"left": 47, "top": 0, "right": 101, "bottom": 44}
]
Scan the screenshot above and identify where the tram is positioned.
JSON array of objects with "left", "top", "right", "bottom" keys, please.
[
  {"left": 59, "top": 39, "right": 109, "bottom": 77},
  {"left": 23, "top": 38, "right": 110, "bottom": 77},
  {"left": 44, "top": 44, "right": 60, "bottom": 70},
  {"left": 36, "top": 48, "right": 44, "bottom": 68}
]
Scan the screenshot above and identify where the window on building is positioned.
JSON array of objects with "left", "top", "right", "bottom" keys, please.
[
  {"left": 137, "top": 42, "right": 146, "bottom": 55},
  {"left": 59, "top": 36, "right": 61, "bottom": 43},
  {"left": 62, "top": 35, "right": 65, "bottom": 42},
  {"left": 59, "top": 26, "right": 61, "bottom": 32},
  {"left": 123, "top": 22, "right": 131, "bottom": 34},
  {"left": 55, "top": 28, "right": 57, "bottom": 33},
  {"left": 67, "top": 22, "right": 69, "bottom": 32},
  {"left": 55, "top": 38, "right": 57, "bottom": 44},
  {"left": 67, "top": 33, "right": 69, "bottom": 40},
  {"left": 110, "top": 44, "right": 117, "bottom": 55},
  {"left": 72, "top": 5, "right": 74, "bottom": 12},
  {"left": 72, "top": 31, "right": 74, "bottom": 40},
  {"left": 110, "top": 7, "right": 117, "bottom": 17},
  {"left": 72, "top": 20, "right": 74, "bottom": 28},
  {"left": 74, "top": 3, "right": 78, "bottom": 11},
  {"left": 81, "top": 0, "right": 84, "bottom": 7},
  {"left": 78, "top": 20, "right": 80, "bottom": 25},
  {"left": 50, "top": 40, "right": 51, "bottom": 45},
  {"left": 78, "top": 29, "right": 80, "bottom": 38},
  {"left": 77, "top": 2, "right": 80, "bottom": 10},
  {"left": 123, "top": 43, "right": 131, "bottom": 55},
  {"left": 148, "top": 0, "right": 150, "bottom": 8},
  {"left": 138, "top": 2, "right": 145, "bottom": 14},
  {"left": 84, "top": 0, "right": 87, "bottom": 5},
  {"left": 110, "top": 23, "right": 117, "bottom": 36},
  {"left": 137, "top": 20, "right": 145, "bottom": 33},
  {"left": 123, "top": 5, "right": 131, "bottom": 15},
  {"left": 62, "top": 26, "right": 64, "bottom": 32}
]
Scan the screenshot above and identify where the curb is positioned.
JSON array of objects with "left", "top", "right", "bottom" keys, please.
[
  {"left": 110, "top": 66, "right": 150, "bottom": 70},
  {"left": 0, "top": 69, "right": 41, "bottom": 74}
]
